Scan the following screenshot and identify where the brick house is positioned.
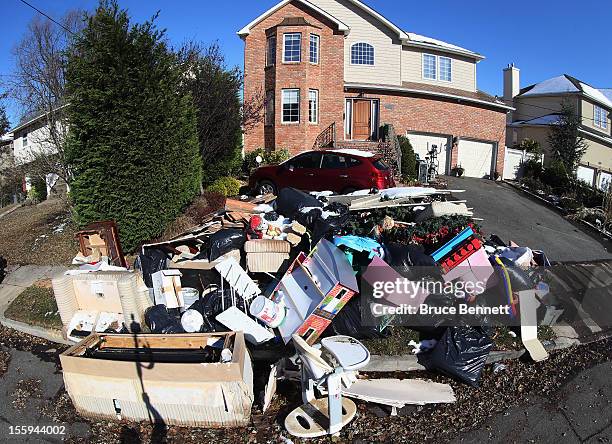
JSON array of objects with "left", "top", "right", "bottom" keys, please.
[{"left": 239, "top": 0, "right": 512, "bottom": 178}]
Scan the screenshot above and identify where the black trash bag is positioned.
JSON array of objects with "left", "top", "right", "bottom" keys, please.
[
  {"left": 384, "top": 243, "right": 438, "bottom": 281},
  {"left": 188, "top": 289, "right": 247, "bottom": 332},
  {"left": 418, "top": 326, "right": 493, "bottom": 387},
  {"left": 208, "top": 228, "right": 246, "bottom": 261},
  {"left": 276, "top": 187, "right": 322, "bottom": 218},
  {"left": 263, "top": 211, "right": 279, "bottom": 222},
  {"left": 0, "top": 256, "right": 7, "bottom": 285},
  {"left": 496, "top": 256, "right": 534, "bottom": 291},
  {"left": 295, "top": 202, "right": 351, "bottom": 243},
  {"left": 135, "top": 248, "right": 169, "bottom": 288},
  {"left": 144, "top": 305, "right": 185, "bottom": 334},
  {"left": 327, "top": 297, "right": 390, "bottom": 340}
]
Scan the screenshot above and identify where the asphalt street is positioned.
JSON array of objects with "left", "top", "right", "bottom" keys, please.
[{"left": 446, "top": 177, "right": 612, "bottom": 263}]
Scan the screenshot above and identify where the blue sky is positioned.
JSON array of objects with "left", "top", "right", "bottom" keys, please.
[{"left": 2, "top": 0, "right": 611, "bottom": 125}]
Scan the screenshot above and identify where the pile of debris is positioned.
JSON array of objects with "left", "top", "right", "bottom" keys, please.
[{"left": 50, "top": 186, "right": 556, "bottom": 438}]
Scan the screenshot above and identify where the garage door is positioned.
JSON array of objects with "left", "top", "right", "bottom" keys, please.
[
  {"left": 457, "top": 140, "right": 495, "bottom": 178},
  {"left": 599, "top": 171, "right": 612, "bottom": 191},
  {"left": 405, "top": 133, "right": 451, "bottom": 175},
  {"left": 577, "top": 165, "right": 595, "bottom": 186},
  {"left": 503, "top": 148, "right": 523, "bottom": 180}
]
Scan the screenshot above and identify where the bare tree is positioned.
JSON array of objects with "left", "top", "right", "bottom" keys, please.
[{"left": 6, "top": 11, "right": 83, "bottom": 195}]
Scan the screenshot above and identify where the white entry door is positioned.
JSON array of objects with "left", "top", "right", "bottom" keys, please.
[
  {"left": 405, "top": 133, "right": 451, "bottom": 175},
  {"left": 457, "top": 139, "right": 495, "bottom": 178}
]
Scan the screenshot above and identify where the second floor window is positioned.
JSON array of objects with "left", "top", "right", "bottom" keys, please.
[
  {"left": 594, "top": 105, "right": 608, "bottom": 129},
  {"left": 351, "top": 42, "right": 374, "bottom": 65},
  {"left": 22, "top": 132, "right": 28, "bottom": 147},
  {"left": 266, "top": 35, "right": 276, "bottom": 66},
  {"left": 439, "top": 56, "right": 452, "bottom": 82},
  {"left": 283, "top": 33, "right": 301, "bottom": 63},
  {"left": 282, "top": 89, "right": 300, "bottom": 123},
  {"left": 309, "top": 34, "right": 320, "bottom": 64},
  {"left": 423, "top": 54, "right": 437, "bottom": 80}
]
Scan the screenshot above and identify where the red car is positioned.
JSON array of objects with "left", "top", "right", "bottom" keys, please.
[{"left": 249, "top": 149, "right": 395, "bottom": 195}]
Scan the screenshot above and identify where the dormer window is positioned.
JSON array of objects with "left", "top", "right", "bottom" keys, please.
[
  {"left": 594, "top": 105, "right": 608, "bottom": 130},
  {"left": 283, "top": 33, "right": 301, "bottom": 63},
  {"left": 351, "top": 42, "right": 374, "bottom": 65}
]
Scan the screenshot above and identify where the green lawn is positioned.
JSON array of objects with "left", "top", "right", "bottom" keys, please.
[{"left": 4, "top": 285, "right": 63, "bottom": 331}]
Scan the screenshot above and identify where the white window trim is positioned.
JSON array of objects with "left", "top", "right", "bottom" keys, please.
[
  {"left": 308, "top": 89, "right": 319, "bottom": 124},
  {"left": 309, "top": 34, "right": 320, "bottom": 65},
  {"left": 438, "top": 56, "right": 452, "bottom": 83},
  {"left": 422, "top": 53, "right": 437, "bottom": 80},
  {"left": 282, "top": 33, "right": 301, "bottom": 64},
  {"left": 281, "top": 89, "right": 300, "bottom": 124},
  {"left": 594, "top": 104, "right": 608, "bottom": 129},
  {"left": 350, "top": 42, "right": 375, "bottom": 66},
  {"left": 266, "top": 35, "right": 276, "bottom": 67}
]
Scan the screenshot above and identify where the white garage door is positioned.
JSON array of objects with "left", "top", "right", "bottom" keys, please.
[
  {"left": 405, "top": 133, "right": 451, "bottom": 175},
  {"left": 577, "top": 165, "right": 595, "bottom": 186},
  {"left": 503, "top": 148, "right": 523, "bottom": 180},
  {"left": 599, "top": 171, "right": 612, "bottom": 191},
  {"left": 457, "top": 140, "right": 495, "bottom": 178}
]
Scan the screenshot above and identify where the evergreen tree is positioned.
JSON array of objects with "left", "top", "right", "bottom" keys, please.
[
  {"left": 547, "top": 100, "right": 587, "bottom": 174},
  {"left": 397, "top": 135, "right": 417, "bottom": 181},
  {"left": 65, "top": 1, "right": 202, "bottom": 251}
]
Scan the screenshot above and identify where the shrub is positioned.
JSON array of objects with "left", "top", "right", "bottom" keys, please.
[
  {"left": 65, "top": 2, "right": 202, "bottom": 252},
  {"left": 397, "top": 136, "right": 417, "bottom": 181},
  {"left": 243, "top": 148, "right": 290, "bottom": 174},
  {"left": 28, "top": 176, "right": 48, "bottom": 202},
  {"left": 541, "top": 160, "right": 571, "bottom": 190},
  {"left": 202, "top": 143, "right": 242, "bottom": 186},
  {"left": 206, "top": 176, "right": 241, "bottom": 197},
  {"left": 522, "top": 159, "right": 543, "bottom": 178}
]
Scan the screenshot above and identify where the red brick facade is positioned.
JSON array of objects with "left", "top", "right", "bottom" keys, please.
[
  {"left": 243, "top": 1, "right": 344, "bottom": 155},
  {"left": 351, "top": 90, "right": 507, "bottom": 174},
  {"left": 242, "top": 1, "right": 508, "bottom": 175}
]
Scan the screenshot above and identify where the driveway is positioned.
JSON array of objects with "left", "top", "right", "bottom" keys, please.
[{"left": 446, "top": 177, "right": 612, "bottom": 262}]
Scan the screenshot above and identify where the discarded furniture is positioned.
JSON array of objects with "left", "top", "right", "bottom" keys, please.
[
  {"left": 75, "top": 221, "right": 127, "bottom": 268},
  {"left": 285, "top": 334, "right": 369, "bottom": 438},
  {"left": 60, "top": 331, "right": 253, "bottom": 427},
  {"left": 272, "top": 239, "right": 359, "bottom": 344},
  {"left": 52, "top": 271, "right": 151, "bottom": 339}
]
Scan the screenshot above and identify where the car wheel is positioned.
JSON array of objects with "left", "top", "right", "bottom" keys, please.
[
  {"left": 341, "top": 187, "right": 357, "bottom": 195},
  {"left": 257, "top": 180, "right": 277, "bottom": 196}
]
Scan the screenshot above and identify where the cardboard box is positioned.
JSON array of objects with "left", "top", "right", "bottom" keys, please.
[
  {"left": 244, "top": 240, "right": 290, "bottom": 273},
  {"left": 60, "top": 332, "right": 253, "bottom": 427}
]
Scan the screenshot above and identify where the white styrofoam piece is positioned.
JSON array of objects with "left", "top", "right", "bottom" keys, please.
[
  {"left": 215, "top": 257, "right": 260, "bottom": 301},
  {"left": 215, "top": 306, "right": 274, "bottom": 345},
  {"left": 519, "top": 290, "right": 549, "bottom": 362},
  {"left": 341, "top": 379, "right": 456, "bottom": 407}
]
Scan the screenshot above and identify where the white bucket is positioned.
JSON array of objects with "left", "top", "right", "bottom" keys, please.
[
  {"left": 180, "top": 288, "right": 200, "bottom": 310},
  {"left": 249, "top": 295, "right": 285, "bottom": 328},
  {"left": 181, "top": 309, "right": 204, "bottom": 333}
]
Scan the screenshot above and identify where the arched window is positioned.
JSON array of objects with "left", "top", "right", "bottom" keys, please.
[{"left": 351, "top": 42, "right": 374, "bottom": 65}]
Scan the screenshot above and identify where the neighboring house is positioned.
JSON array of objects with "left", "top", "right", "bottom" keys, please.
[
  {"left": 9, "top": 109, "right": 68, "bottom": 198},
  {"left": 504, "top": 65, "right": 612, "bottom": 190},
  {"left": 239, "top": 0, "right": 512, "bottom": 179}
]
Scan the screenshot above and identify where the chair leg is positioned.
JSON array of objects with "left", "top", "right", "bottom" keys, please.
[{"left": 301, "top": 366, "right": 315, "bottom": 404}]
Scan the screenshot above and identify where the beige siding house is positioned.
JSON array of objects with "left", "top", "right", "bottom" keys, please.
[{"left": 504, "top": 66, "right": 612, "bottom": 190}]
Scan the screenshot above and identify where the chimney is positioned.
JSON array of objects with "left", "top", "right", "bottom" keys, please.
[{"left": 503, "top": 63, "right": 520, "bottom": 122}]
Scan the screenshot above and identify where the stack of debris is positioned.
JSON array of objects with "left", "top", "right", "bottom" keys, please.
[{"left": 51, "top": 186, "right": 555, "bottom": 437}]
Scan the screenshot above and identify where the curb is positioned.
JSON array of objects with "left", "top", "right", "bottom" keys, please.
[
  {"left": 0, "top": 316, "right": 70, "bottom": 345},
  {"left": 364, "top": 331, "right": 609, "bottom": 372},
  {"left": 0, "top": 204, "right": 20, "bottom": 220}
]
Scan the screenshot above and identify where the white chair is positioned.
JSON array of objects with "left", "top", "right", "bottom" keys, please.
[{"left": 285, "top": 334, "right": 370, "bottom": 438}]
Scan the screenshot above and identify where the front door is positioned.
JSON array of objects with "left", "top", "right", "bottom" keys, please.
[{"left": 352, "top": 100, "right": 371, "bottom": 140}]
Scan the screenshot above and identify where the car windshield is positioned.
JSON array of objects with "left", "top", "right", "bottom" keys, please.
[{"left": 372, "top": 158, "right": 389, "bottom": 170}]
